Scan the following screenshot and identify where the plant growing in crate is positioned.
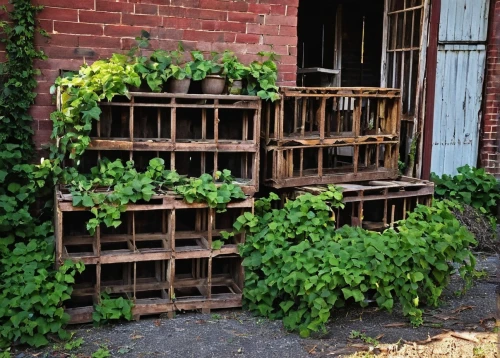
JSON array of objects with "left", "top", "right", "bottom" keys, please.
[{"left": 92, "top": 292, "right": 134, "bottom": 326}]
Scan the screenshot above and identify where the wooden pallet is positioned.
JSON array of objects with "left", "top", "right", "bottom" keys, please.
[
  {"left": 282, "top": 177, "right": 434, "bottom": 231},
  {"left": 262, "top": 86, "right": 401, "bottom": 146},
  {"left": 67, "top": 254, "right": 243, "bottom": 324},
  {"left": 55, "top": 191, "right": 251, "bottom": 323},
  {"left": 263, "top": 141, "right": 400, "bottom": 189}
]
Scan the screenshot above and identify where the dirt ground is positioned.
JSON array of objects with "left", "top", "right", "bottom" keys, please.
[{"left": 10, "top": 253, "right": 499, "bottom": 358}]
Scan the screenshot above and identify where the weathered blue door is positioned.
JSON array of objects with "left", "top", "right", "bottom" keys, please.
[{"left": 430, "top": 0, "right": 490, "bottom": 175}]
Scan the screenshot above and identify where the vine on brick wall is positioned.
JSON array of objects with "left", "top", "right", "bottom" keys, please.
[{"left": 0, "top": 0, "right": 82, "bottom": 348}]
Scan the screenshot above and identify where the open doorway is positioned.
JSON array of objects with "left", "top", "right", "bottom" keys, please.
[{"left": 297, "top": 0, "right": 384, "bottom": 87}]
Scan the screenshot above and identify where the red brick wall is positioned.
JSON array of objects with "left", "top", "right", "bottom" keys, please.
[
  {"left": 0, "top": 0, "right": 298, "bottom": 150},
  {"left": 481, "top": 0, "right": 500, "bottom": 178}
]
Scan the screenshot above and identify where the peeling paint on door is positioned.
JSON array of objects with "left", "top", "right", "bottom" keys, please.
[{"left": 430, "top": 0, "right": 489, "bottom": 176}]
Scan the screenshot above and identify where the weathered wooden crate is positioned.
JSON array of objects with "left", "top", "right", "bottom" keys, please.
[
  {"left": 66, "top": 255, "right": 243, "bottom": 324},
  {"left": 78, "top": 149, "right": 259, "bottom": 196},
  {"left": 89, "top": 93, "right": 261, "bottom": 151},
  {"left": 55, "top": 190, "right": 251, "bottom": 323},
  {"left": 263, "top": 140, "right": 400, "bottom": 188},
  {"left": 281, "top": 177, "right": 434, "bottom": 231},
  {"left": 262, "top": 87, "right": 401, "bottom": 146}
]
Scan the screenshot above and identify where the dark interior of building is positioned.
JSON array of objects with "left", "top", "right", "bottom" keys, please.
[{"left": 297, "top": 0, "right": 384, "bottom": 87}]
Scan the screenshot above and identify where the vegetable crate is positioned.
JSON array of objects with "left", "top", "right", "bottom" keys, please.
[
  {"left": 281, "top": 177, "right": 434, "bottom": 231},
  {"left": 55, "top": 190, "right": 251, "bottom": 323},
  {"left": 261, "top": 87, "right": 402, "bottom": 189},
  {"left": 78, "top": 92, "right": 261, "bottom": 195}
]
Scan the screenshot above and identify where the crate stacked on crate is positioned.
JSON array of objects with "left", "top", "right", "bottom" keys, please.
[
  {"left": 56, "top": 92, "right": 261, "bottom": 324},
  {"left": 281, "top": 177, "right": 434, "bottom": 231},
  {"left": 262, "top": 87, "right": 402, "bottom": 188},
  {"left": 263, "top": 87, "right": 434, "bottom": 229}
]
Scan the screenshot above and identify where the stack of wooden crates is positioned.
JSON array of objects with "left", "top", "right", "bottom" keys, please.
[
  {"left": 261, "top": 87, "right": 434, "bottom": 231},
  {"left": 55, "top": 93, "right": 261, "bottom": 323}
]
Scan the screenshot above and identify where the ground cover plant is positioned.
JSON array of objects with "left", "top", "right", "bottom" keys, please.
[
  {"left": 237, "top": 188, "right": 477, "bottom": 338},
  {"left": 431, "top": 165, "right": 500, "bottom": 216}
]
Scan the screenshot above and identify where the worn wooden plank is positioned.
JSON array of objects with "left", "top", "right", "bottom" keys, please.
[{"left": 265, "top": 169, "right": 400, "bottom": 189}]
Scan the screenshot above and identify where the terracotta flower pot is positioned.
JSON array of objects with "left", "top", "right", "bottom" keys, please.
[
  {"left": 167, "top": 78, "right": 191, "bottom": 94},
  {"left": 201, "top": 75, "right": 226, "bottom": 95},
  {"left": 228, "top": 80, "right": 243, "bottom": 95}
]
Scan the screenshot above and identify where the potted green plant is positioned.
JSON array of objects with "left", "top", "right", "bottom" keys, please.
[
  {"left": 190, "top": 51, "right": 226, "bottom": 94},
  {"left": 166, "top": 43, "right": 192, "bottom": 94},
  {"left": 127, "top": 30, "right": 153, "bottom": 92},
  {"left": 222, "top": 51, "right": 249, "bottom": 95},
  {"left": 145, "top": 49, "right": 172, "bottom": 92},
  {"left": 245, "top": 51, "right": 280, "bottom": 101}
]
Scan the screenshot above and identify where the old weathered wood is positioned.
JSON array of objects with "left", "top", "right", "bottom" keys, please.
[
  {"left": 57, "top": 193, "right": 250, "bottom": 323},
  {"left": 283, "top": 177, "right": 434, "bottom": 231},
  {"left": 263, "top": 140, "right": 400, "bottom": 189},
  {"left": 261, "top": 88, "right": 401, "bottom": 189},
  {"left": 263, "top": 87, "right": 401, "bottom": 145}
]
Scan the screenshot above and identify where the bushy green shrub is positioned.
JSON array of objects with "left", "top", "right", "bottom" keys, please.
[
  {"left": 237, "top": 189, "right": 476, "bottom": 337},
  {"left": 431, "top": 165, "right": 500, "bottom": 215},
  {"left": 0, "top": 235, "right": 84, "bottom": 347}
]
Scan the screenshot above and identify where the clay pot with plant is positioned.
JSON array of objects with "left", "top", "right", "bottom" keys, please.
[
  {"left": 166, "top": 43, "right": 192, "bottom": 94},
  {"left": 222, "top": 51, "right": 249, "bottom": 95},
  {"left": 190, "top": 51, "right": 226, "bottom": 95}
]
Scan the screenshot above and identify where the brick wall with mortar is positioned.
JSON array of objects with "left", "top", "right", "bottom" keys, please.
[
  {"left": 481, "top": 0, "right": 500, "bottom": 178},
  {"left": 0, "top": 0, "right": 298, "bottom": 151}
]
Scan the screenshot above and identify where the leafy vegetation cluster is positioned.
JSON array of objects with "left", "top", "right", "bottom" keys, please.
[
  {"left": 0, "top": 1, "right": 85, "bottom": 349},
  {"left": 50, "top": 41, "right": 278, "bottom": 163},
  {"left": 130, "top": 36, "right": 279, "bottom": 100},
  {"left": 237, "top": 189, "right": 477, "bottom": 337},
  {"left": 63, "top": 157, "right": 245, "bottom": 235},
  {"left": 92, "top": 293, "right": 134, "bottom": 326},
  {"left": 431, "top": 165, "right": 500, "bottom": 216}
]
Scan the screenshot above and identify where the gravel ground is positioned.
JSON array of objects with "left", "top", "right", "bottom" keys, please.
[{"left": 10, "top": 254, "right": 499, "bottom": 358}]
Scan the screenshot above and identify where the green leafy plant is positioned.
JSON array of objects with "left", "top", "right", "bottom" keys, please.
[
  {"left": 431, "top": 165, "right": 500, "bottom": 215},
  {"left": 50, "top": 54, "right": 141, "bottom": 161},
  {"left": 64, "top": 158, "right": 244, "bottom": 235},
  {"left": 349, "top": 330, "right": 379, "bottom": 347},
  {"left": 190, "top": 51, "right": 223, "bottom": 81},
  {"left": 212, "top": 230, "right": 234, "bottom": 250},
  {"left": 222, "top": 51, "right": 249, "bottom": 84},
  {"left": 237, "top": 189, "right": 476, "bottom": 338},
  {"left": 175, "top": 170, "right": 246, "bottom": 212},
  {"left": 64, "top": 337, "right": 84, "bottom": 351},
  {"left": 0, "top": 238, "right": 85, "bottom": 347},
  {"left": 92, "top": 293, "right": 134, "bottom": 326},
  {"left": 245, "top": 51, "right": 280, "bottom": 101},
  {"left": 0, "top": 349, "right": 10, "bottom": 358},
  {"left": 92, "top": 346, "right": 111, "bottom": 358}
]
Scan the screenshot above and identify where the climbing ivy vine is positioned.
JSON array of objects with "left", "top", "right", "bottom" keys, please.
[{"left": 0, "top": 0, "right": 84, "bottom": 349}]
